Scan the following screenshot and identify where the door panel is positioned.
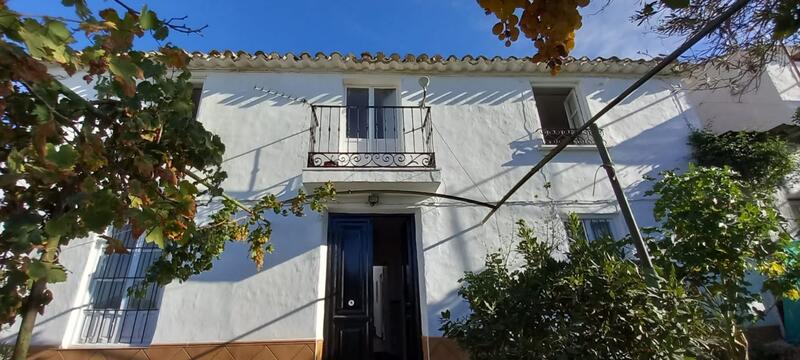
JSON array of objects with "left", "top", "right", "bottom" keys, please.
[
  {"left": 327, "top": 218, "right": 373, "bottom": 360},
  {"left": 337, "top": 225, "right": 371, "bottom": 314},
  {"left": 336, "top": 322, "right": 370, "bottom": 360}
]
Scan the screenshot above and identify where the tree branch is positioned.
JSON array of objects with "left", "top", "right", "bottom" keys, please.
[
  {"left": 184, "top": 170, "right": 254, "bottom": 215},
  {"left": 112, "top": 0, "right": 208, "bottom": 34}
]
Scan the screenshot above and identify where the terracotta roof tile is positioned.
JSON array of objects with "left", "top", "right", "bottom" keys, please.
[{"left": 186, "top": 50, "right": 680, "bottom": 75}]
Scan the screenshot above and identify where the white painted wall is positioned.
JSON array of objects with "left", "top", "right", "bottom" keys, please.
[
  {"left": 1, "top": 69, "right": 702, "bottom": 346},
  {"left": 689, "top": 53, "right": 800, "bottom": 133}
]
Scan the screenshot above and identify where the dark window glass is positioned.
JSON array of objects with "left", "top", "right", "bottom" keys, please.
[
  {"left": 346, "top": 88, "right": 369, "bottom": 139},
  {"left": 533, "top": 88, "right": 572, "bottom": 130},
  {"left": 191, "top": 85, "right": 203, "bottom": 119},
  {"left": 586, "top": 219, "right": 613, "bottom": 240}
]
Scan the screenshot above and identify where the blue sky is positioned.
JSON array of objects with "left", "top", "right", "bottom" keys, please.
[{"left": 12, "top": 0, "right": 682, "bottom": 59}]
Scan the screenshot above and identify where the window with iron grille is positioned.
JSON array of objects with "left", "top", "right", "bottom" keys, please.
[
  {"left": 77, "top": 226, "right": 163, "bottom": 344},
  {"left": 564, "top": 217, "right": 615, "bottom": 241}
]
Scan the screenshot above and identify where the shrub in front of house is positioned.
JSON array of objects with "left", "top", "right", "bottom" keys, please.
[{"left": 440, "top": 216, "right": 730, "bottom": 360}]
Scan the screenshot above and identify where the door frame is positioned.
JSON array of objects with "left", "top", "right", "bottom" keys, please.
[{"left": 322, "top": 213, "right": 424, "bottom": 360}]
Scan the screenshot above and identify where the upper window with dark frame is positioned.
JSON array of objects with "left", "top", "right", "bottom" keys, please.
[
  {"left": 191, "top": 83, "right": 204, "bottom": 120},
  {"left": 533, "top": 87, "right": 594, "bottom": 145}
]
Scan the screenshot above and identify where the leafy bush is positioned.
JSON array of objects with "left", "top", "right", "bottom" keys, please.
[
  {"left": 0, "top": 342, "right": 11, "bottom": 360},
  {"left": 688, "top": 130, "right": 795, "bottom": 189},
  {"left": 440, "top": 216, "right": 728, "bottom": 360},
  {"left": 648, "top": 165, "right": 800, "bottom": 320}
]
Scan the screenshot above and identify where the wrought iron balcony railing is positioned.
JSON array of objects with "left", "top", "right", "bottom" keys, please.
[
  {"left": 308, "top": 105, "right": 435, "bottom": 168},
  {"left": 542, "top": 128, "right": 596, "bottom": 145}
]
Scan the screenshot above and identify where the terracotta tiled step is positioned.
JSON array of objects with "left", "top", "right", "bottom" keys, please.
[{"left": 29, "top": 340, "right": 316, "bottom": 360}]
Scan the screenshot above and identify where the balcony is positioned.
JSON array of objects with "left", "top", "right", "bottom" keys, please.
[
  {"left": 308, "top": 105, "right": 435, "bottom": 168},
  {"left": 542, "top": 128, "right": 596, "bottom": 146}
]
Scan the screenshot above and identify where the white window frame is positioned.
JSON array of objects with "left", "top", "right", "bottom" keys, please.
[
  {"left": 341, "top": 83, "right": 402, "bottom": 153},
  {"left": 563, "top": 88, "right": 584, "bottom": 129}
]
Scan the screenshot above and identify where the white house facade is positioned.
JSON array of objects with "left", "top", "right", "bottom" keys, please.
[{"left": 1, "top": 52, "right": 790, "bottom": 360}]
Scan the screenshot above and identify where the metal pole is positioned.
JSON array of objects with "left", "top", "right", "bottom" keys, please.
[
  {"left": 589, "top": 124, "right": 654, "bottom": 269},
  {"left": 481, "top": 0, "right": 751, "bottom": 225}
]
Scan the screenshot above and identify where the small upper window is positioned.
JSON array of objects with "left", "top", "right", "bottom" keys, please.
[
  {"left": 564, "top": 216, "right": 614, "bottom": 241},
  {"left": 191, "top": 83, "right": 204, "bottom": 120},
  {"left": 533, "top": 87, "right": 592, "bottom": 145}
]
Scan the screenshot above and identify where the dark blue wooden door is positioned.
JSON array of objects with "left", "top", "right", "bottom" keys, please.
[{"left": 326, "top": 217, "right": 374, "bottom": 360}]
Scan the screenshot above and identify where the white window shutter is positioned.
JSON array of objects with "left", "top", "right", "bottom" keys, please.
[{"left": 563, "top": 89, "right": 582, "bottom": 128}]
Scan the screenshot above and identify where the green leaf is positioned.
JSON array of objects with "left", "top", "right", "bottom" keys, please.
[
  {"left": 146, "top": 226, "right": 165, "bottom": 248},
  {"left": 7, "top": 149, "right": 25, "bottom": 172},
  {"left": 139, "top": 6, "right": 157, "bottom": 30},
  {"left": 18, "top": 19, "right": 51, "bottom": 59},
  {"left": 18, "top": 19, "right": 74, "bottom": 63},
  {"left": 129, "top": 195, "right": 144, "bottom": 208},
  {"left": 45, "top": 19, "right": 72, "bottom": 41},
  {"left": 82, "top": 189, "right": 117, "bottom": 231},
  {"left": 108, "top": 56, "right": 144, "bottom": 80},
  {"left": 28, "top": 260, "right": 48, "bottom": 280},
  {"left": 61, "top": 0, "right": 91, "bottom": 19},
  {"left": 44, "top": 216, "right": 71, "bottom": 237},
  {"left": 33, "top": 104, "right": 51, "bottom": 122},
  {"left": 45, "top": 143, "right": 78, "bottom": 170},
  {"left": 46, "top": 264, "right": 67, "bottom": 283},
  {"left": 28, "top": 261, "right": 67, "bottom": 283},
  {"left": 0, "top": 9, "right": 20, "bottom": 29}
]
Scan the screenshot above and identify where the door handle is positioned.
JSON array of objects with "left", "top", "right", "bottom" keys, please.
[{"left": 347, "top": 299, "right": 355, "bottom": 307}]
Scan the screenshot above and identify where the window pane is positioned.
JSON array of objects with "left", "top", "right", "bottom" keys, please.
[
  {"left": 585, "top": 219, "right": 613, "bottom": 241},
  {"left": 533, "top": 88, "right": 572, "bottom": 130},
  {"left": 374, "top": 89, "right": 397, "bottom": 139},
  {"left": 346, "top": 88, "right": 369, "bottom": 139}
]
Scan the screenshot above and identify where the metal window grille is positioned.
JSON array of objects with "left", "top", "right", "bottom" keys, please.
[{"left": 78, "top": 226, "right": 162, "bottom": 344}]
